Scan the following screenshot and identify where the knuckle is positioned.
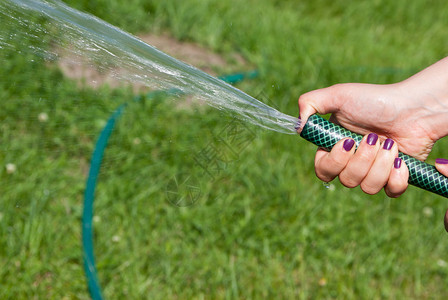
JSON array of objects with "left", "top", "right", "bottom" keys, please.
[
  {"left": 356, "top": 149, "right": 376, "bottom": 162},
  {"left": 385, "top": 190, "right": 401, "bottom": 198},
  {"left": 340, "top": 179, "right": 359, "bottom": 189},
  {"left": 315, "top": 169, "right": 333, "bottom": 183},
  {"left": 339, "top": 173, "right": 359, "bottom": 188},
  {"left": 298, "top": 92, "right": 313, "bottom": 104},
  {"left": 386, "top": 181, "right": 408, "bottom": 198},
  {"left": 330, "top": 83, "right": 344, "bottom": 94},
  {"left": 329, "top": 83, "right": 348, "bottom": 100},
  {"left": 329, "top": 154, "right": 349, "bottom": 170},
  {"left": 360, "top": 182, "right": 382, "bottom": 195},
  {"left": 315, "top": 153, "right": 347, "bottom": 181}
]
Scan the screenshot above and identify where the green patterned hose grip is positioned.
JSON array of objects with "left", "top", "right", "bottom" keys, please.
[{"left": 300, "top": 114, "right": 448, "bottom": 198}]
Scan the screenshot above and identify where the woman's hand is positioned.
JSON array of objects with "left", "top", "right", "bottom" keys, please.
[
  {"left": 298, "top": 57, "right": 448, "bottom": 230},
  {"left": 298, "top": 81, "right": 442, "bottom": 197},
  {"left": 299, "top": 82, "right": 444, "bottom": 161}
]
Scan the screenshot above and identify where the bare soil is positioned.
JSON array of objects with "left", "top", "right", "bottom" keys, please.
[{"left": 57, "top": 33, "right": 248, "bottom": 92}]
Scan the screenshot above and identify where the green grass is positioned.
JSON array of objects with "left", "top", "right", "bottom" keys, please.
[{"left": 1, "top": 0, "right": 448, "bottom": 298}]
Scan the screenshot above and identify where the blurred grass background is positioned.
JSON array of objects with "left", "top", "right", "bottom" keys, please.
[{"left": 1, "top": 0, "right": 448, "bottom": 298}]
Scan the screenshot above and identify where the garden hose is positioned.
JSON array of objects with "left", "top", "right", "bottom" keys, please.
[
  {"left": 82, "top": 71, "right": 257, "bottom": 300},
  {"left": 300, "top": 114, "right": 448, "bottom": 198}
]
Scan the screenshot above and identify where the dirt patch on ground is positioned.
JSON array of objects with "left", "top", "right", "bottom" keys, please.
[
  {"left": 139, "top": 34, "right": 246, "bottom": 75},
  {"left": 57, "top": 33, "right": 249, "bottom": 92}
]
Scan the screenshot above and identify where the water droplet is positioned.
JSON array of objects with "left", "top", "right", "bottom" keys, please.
[{"left": 322, "top": 182, "right": 335, "bottom": 191}]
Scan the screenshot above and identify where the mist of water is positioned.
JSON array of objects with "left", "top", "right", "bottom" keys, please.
[{"left": 1, "top": 0, "right": 299, "bottom": 134}]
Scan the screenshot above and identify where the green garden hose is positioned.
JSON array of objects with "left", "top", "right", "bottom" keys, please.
[
  {"left": 82, "top": 71, "right": 257, "bottom": 300},
  {"left": 300, "top": 114, "right": 448, "bottom": 198}
]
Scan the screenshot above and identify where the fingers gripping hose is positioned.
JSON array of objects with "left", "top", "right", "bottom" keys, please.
[{"left": 300, "top": 114, "right": 448, "bottom": 198}]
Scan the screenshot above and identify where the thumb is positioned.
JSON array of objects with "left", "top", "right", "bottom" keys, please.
[{"left": 298, "top": 84, "right": 343, "bottom": 124}]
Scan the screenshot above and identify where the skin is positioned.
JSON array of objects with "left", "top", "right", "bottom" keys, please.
[{"left": 298, "top": 57, "right": 448, "bottom": 232}]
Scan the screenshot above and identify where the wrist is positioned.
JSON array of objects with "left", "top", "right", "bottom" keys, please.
[{"left": 397, "top": 67, "right": 448, "bottom": 140}]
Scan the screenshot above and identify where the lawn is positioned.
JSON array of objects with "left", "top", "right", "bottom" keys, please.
[{"left": 1, "top": 0, "right": 448, "bottom": 299}]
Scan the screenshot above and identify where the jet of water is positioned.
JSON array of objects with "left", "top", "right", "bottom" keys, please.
[{"left": 2, "top": 0, "right": 298, "bottom": 134}]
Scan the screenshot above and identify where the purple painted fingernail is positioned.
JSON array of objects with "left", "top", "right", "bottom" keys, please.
[
  {"left": 367, "top": 133, "right": 378, "bottom": 146},
  {"left": 394, "top": 157, "right": 402, "bottom": 169},
  {"left": 383, "top": 138, "right": 394, "bottom": 150},
  {"left": 436, "top": 158, "right": 448, "bottom": 164},
  {"left": 294, "top": 116, "right": 302, "bottom": 130},
  {"left": 343, "top": 139, "right": 355, "bottom": 151}
]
